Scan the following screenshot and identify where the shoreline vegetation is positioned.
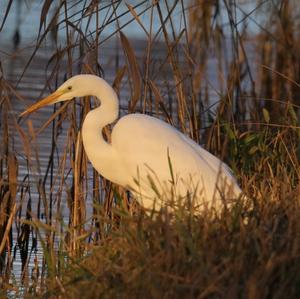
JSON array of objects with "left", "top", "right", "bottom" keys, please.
[{"left": 0, "top": 1, "right": 300, "bottom": 298}]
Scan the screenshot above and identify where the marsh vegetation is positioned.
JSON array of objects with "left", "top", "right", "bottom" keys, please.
[{"left": 0, "top": 0, "right": 300, "bottom": 298}]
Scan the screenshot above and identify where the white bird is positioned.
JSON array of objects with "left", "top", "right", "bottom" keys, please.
[{"left": 20, "top": 74, "right": 241, "bottom": 211}]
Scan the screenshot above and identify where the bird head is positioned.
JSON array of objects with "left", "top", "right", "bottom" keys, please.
[{"left": 20, "top": 75, "right": 91, "bottom": 117}]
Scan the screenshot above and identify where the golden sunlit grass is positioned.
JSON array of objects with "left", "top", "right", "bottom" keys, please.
[
  {"left": 0, "top": 0, "right": 300, "bottom": 298},
  {"left": 23, "top": 189, "right": 300, "bottom": 299}
]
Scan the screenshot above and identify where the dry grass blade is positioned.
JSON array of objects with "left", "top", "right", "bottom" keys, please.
[
  {"left": 17, "top": 1, "right": 64, "bottom": 84},
  {"left": 0, "top": 0, "right": 13, "bottom": 31},
  {"left": 149, "top": 80, "right": 173, "bottom": 125},
  {"left": 0, "top": 203, "right": 17, "bottom": 255},
  {"left": 34, "top": 102, "right": 69, "bottom": 136},
  {"left": 38, "top": 0, "right": 55, "bottom": 35},
  {"left": 126, "top": 3, "right": 149, "bottom": 38},
  {"left": 262, "top": 64, "right": 300, "bottom": 89},
  {"left": 120, "top": 32, "right": 142, "bottom": 112},
  {"left": 112, "top": 65, "right": 127, "bottom": 92},
  {"left": 8, "top": 153, "right": 18, "bottom": 200}
]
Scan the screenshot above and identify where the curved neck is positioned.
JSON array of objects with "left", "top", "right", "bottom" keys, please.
[
  {"left": 81, "top": 78, "right": 120, "bottom": 183},
  {"left": 85, "top": 76, "right": 119, "bottom": 126}
]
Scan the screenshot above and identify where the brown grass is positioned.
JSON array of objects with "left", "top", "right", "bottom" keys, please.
[{"left": 0, "top": 0, "right": 299, "bottom": 298}]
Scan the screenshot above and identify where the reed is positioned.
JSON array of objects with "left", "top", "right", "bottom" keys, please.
[{"left": 0, "top": 0, "right": 299, "bottom": 298}]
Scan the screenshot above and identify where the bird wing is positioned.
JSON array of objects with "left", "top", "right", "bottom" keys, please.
[
  {"left": 111, "top": 114, "right": 239, "bottom": 200},
  {"left": 177, "top": 132, "right": 238, "bottom": 182}
]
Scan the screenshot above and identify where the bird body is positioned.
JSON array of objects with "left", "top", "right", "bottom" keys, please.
[
  {"left": 110, "top": 114, "right": 240, "bottom": 206},
  {"left": 21, "top": 75, "right": 241, "bottom": 211}
]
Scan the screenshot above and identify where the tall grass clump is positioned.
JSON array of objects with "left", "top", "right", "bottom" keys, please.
[
  {"left": 25, "top": 195, "right": 300, "bottom": 298},
  {"left": 0, "top": 0, "right": 299, "bottom": 298}
]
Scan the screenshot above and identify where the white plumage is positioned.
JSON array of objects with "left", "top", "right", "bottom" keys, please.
[{"left": 21, "top": 75, "right": 241, "bottom": 211}]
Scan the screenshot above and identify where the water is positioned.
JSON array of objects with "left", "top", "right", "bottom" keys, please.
[
  {"left": 0, "top": 0, "right": 187, "bottom": 44},
  {"left": 0, "top": 0, "right": 262, "bottom": 45}
]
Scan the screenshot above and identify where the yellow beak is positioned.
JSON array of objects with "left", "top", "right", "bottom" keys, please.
[{"left": 20, "top": 90, "right": 65, "bottom": 117}]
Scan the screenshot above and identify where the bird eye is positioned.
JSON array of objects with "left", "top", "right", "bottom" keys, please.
[{"left": 67, "top": 86, "right": 72, "bottom": 91}]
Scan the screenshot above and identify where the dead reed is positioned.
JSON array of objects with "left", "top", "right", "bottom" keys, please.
[{"left": 0, "top": 0, "right": 299, "bottom": 298}]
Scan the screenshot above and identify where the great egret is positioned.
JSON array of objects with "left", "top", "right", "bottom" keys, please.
[{"left": 20, "top": 74, "right": 241, "bottom": 211}]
